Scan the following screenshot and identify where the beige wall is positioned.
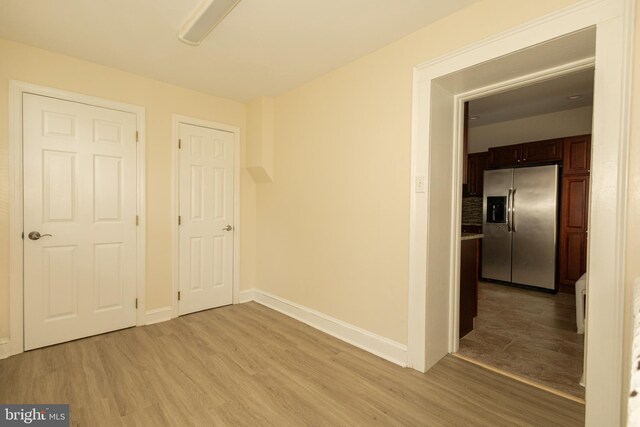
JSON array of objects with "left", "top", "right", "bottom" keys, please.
[
  {"left": 0, "top": 38, "right": 257, "bottom": 338},
  {"left": 628, "top": 1, "right": 640, "bottom": 293},
  {"left": 258, "top": 0, "right": 582, "bottom": 344},
  {"left": 623, "top": 0, "right": 640, "bottom": 409},
  {"left": 468, "top": 106, "right": 593, "bottom": 153},
  {"left": 627, "top": 0, "right": 640, "bottom": 299}
]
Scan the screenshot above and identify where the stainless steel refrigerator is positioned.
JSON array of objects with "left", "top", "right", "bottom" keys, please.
[{"left": 482, "top": 164, "right": 559, "bottom": 291}]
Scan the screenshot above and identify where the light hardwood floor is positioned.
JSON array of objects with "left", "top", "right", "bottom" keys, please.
[
  {"left": 1, "top": 302, "right": 584, "bottom": 426},
  {"left": 458, "top": 282, "right": 585, "bottom": 399}
]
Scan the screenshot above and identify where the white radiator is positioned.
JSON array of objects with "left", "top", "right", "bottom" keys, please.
[{"left": 628, "top": 277, "right": 640, "bottom": 426}]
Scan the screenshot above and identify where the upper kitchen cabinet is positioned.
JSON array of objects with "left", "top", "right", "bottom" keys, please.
[
  {"left": 487, "top": 144, "right": 522, "bottom": 168},
  {"left": 563, "top": 134, "right": 591, "bottom": 175},
  {"left": 465, "top": 152, "right": 488, "bottom": 196},
  {"left": 488, "top": 137, "right": 572, "bottom": 169},
  {"left": 521, "top": 138, "right": 563, "bottom": 164}
]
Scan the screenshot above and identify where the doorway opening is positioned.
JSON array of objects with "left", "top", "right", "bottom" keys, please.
[{"left": 457, "top": 67, "right": 594, "bottom": 401}]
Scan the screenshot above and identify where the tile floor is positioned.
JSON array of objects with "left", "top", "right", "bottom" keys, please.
[{"left": 457, "top": 281, "right": 585, "bottom": 399}]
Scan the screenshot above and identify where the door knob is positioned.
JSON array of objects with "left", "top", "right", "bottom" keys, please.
[
  {"left": 28, "top": 231, "right": 52, "bottom": 240},
  {"left": 222, "top": 225, "right": 233, "bottom": 231}
]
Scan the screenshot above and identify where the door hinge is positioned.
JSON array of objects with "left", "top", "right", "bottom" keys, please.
[
  {"left": 135, "top": 298, "right": 138, "bottom": 309},
  {"left": 178, "top": 139, "right": 182, "bottom": 149},
  {"left": 136, "top": 131, "right": 139, "bottom": 142},
  {"left": 136, "top": 215, "right": 139, "bottom": 226},
  {"left": 178, "top": 291, "right": 181, "bottom": 301},
  {"left": 21, "top": 232, "right": 24, "bottom": 240},
  {"left": 178, "top": 216, "right": 182, "bottom": 225}
]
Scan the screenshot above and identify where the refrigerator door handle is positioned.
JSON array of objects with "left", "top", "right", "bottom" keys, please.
[
  {"left": 511, "top": 188, "right": 517, "bottom": 232},
  {"left": 507, "top": 189, "right": 512, "bottom": 232}
]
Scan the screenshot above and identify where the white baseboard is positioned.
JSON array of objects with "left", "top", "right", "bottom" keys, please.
[
  {"left": 145, "top": 306, "right": 174, "bottom": 325},
  {"left": 245, "top": 289, "right": 407, "bottom": 367},
  {"left": 1, "top": 292, "right": 407, "bottom": 368},
  {"left": 237, "top": 289, "right": 256, "bottom": 303},
  {"left": 0, "top": 339, "right": 11, "bottom": 360}
]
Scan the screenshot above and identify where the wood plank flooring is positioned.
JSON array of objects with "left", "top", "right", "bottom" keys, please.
[
  {"left": 0, "top": 302, "right": 584, "bottom": 426},
  {"left": 458, "top": 282, "right": 585, "bottom": 399}
]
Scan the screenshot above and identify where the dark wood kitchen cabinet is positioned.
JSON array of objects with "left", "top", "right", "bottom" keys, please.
[
  {"left": 465, "top": 152, "right": 488, "bottom": 196},
  {"left": 487, "top": 138, "right": 562, "bottom": 169},
  {"left": 487, "top": 144, "right": 522, "bottom": 168},
  {"left": 563, "top": 134, "right": 591, "bottom": 174},
  {"left": 559, "top": 175, "right": 589, "bottom": 292},
  {"left": 521, "top": 138, "right": 563, "bottom": 164},
  {"left": 558, "top": 135, "right": 591, "bottom": 293},
  {"left": 459, "top": 238, "right": 480, "bottom": 338}
]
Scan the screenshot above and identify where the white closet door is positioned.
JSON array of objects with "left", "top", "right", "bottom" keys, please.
[
  {"left": 178, "top": 123, "right": 234, "bottom": 315},
  {"left": 23, "top": 93, "right": 138, "bottom": 350}
]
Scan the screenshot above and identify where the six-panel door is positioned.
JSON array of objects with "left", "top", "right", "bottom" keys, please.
[
  {"left": 23, "top": 93, "right": 138, "bottom": 350},
  {"left": 178, "top": 123, "right": 234, "bottom": 315}
]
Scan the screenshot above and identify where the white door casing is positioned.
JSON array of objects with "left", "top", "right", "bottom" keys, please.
[
  {"left": 23, "top": 93, "right": 138, "bottom": 350},
  {"left": 178, "top": 123, "right": 235, "bottom": 315}
]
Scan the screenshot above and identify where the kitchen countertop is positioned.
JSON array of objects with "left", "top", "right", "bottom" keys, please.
[{"left": 461, "top": 233, "right": 484, "bottom": 241}]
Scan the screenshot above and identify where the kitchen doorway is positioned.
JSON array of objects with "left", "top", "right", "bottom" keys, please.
[
  {"left": 407, "top": 1, "right": 634, "bottom": 421},
  {"left": 456, "top": 70, "right": 594, "bottom": 400}
]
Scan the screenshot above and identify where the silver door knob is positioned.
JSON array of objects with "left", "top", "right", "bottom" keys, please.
[
  {"left": 28, "top": 231, "right": 52, "bottom": 240},
  {"left": 222, "top": 225, "right": 233, "bottom": 231}
]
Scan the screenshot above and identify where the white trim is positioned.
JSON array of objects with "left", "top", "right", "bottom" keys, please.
[
  {"left": 8, "top": 81, "right": 147, "bottom": 358},
  {"left": 135, "top": 107, "right": 147, "bottom": 327},
  {"left": 144, "top": 307, "right": 175, "bottom": 325},
  {"left": 8, "top": 82, "right": 23, "bottom": 358},
  {"left": 0, "top": 339, "right": 10, "bottom": 360},
  {"left": 237, "top": 289, "right": 256, "bottom": 303},
  {"left": 407, "top": 0, "right": 633, "bottom": 424},
  {"left": 247, "top": 289, "right": 407, "bottom": 367},
  {"left": 460, "top": 57, "right": 596, "bottom": 103},
  {"left": 172, "top": 118, "right": 179, "bottom": 318},
  {"left": 448, "top": 96, "right": 465, "bottom": 353},
  {"left": 171, "top": 114, "right": 241, "bottom": 318}
]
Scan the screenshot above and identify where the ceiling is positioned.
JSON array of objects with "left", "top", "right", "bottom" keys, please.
[
  {"left": 468, "top": 68, "right": 595, "bottom": 128},
  {"left": 0, "top": 0, "right": 477, "bottom": 102}
]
